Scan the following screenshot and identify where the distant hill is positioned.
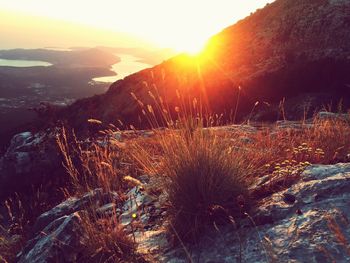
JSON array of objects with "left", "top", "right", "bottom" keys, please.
[
  {"left": 60, "top": 0, "right": 350, "bottom": 130},
  {"left": 0, "top": 48, "right": 120, "bottom": 67}
]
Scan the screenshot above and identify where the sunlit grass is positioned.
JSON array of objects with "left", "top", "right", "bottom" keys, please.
[{"left": 1, "top": 80, "right": 350, "bottom": 260}]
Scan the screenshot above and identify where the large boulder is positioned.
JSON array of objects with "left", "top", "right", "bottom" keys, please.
[
  {"left": 17, "top": 189, "right": 120, "bottom": 263},
  {"left": 32, "top": 189, "right": 119, "bottom": 235},
  {"left": 0, "top": 131, "right": 62, "bottom": 200},
  {"left": 16, "top": 185, "right": 160, "bottom": 263},
  {"left": 18, "top": 213, "right": 84, "bottom": 263}
]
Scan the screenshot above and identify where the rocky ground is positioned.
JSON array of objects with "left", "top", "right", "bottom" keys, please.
[
  {"left": 1, "top": 112, "right": 350, "bottom": 262},
  {"left": 13, "top": 162, "right": 350, "bottom": 262}
]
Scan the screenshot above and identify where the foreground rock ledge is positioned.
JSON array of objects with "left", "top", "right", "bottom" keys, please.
[
  {"left": 145, "top": 163, "right": 350, "bottom": 263},
  {"left": 16, "top": 163, "right": 350, "bottom": 262}
]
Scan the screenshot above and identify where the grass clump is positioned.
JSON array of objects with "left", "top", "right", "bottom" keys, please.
[
  {"left": 0, "top": 233, "right": 22, "bottom": 263},
  {"left": 79, "top": 214, "right": 139, "bottom": 263},
  {"left": 133, "top": 115, "right": 251, "bottom": 242},
  {"left": 163, "top": 128, "right": 249, "bottom": 242},
  {"left": 55, "top": 126, "right": 143, "bottom": 261}
]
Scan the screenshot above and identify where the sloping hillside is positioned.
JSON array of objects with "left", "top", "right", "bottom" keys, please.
[{"left": 60, "top": 0, "right": 350, "bottom": 130}]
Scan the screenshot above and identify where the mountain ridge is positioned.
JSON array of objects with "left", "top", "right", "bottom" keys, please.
[{"left": 58, "top": 0, "right": 350, "bottom": 131}]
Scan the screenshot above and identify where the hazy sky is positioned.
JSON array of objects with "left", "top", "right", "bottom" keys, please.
[{"left": 0, "top": 0, "right": 273, "bottom": 52}]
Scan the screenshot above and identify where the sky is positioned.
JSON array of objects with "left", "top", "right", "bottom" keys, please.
[{"left": 0, "top": 0, "right": 273, "bottom": 52}]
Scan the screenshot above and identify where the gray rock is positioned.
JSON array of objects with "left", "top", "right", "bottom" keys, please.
[
  {"left": 0, "top": 131, "right": 62, "bottom": 200},
  {"left": 18, "top": 213, "right": 85, "bottom": 263},
  {"left": 142, "top": 163, "right": 350, "bottom": 262},
  {"left": 316, "top": 112, "right": 350, "bottom": 121},
  {"left": 33, "top": 189, "right": 119, "bottom": 235},
  {"left": 18, "top": 189, "right": 120, "bottom": 263},
  {"left": 121, "top": 186, "right": 155, "bottom": 226}
]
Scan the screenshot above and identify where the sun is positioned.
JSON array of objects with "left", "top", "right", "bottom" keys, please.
[
  {"left": 172, "top": 37, "right": 208, "bottom": 55},
  {"left": 183, "top": 41, "right": 206, "bottom": 55}
]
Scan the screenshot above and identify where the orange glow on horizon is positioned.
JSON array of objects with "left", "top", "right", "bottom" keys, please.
[{"left": 0, "top": 0, "right": 274, "bottom": 53}]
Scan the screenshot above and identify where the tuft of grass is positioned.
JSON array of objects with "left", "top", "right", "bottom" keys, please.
[
  {"left": 79, "top": 213, "right": 140, "bottom": 263},
  {"left": 55, "top": 126, "right": 143, "bottom": 262},
  {"left": 56, "top": 126, "right": 130, "bottom": 196},
  {"left": 0, "top": 233, "right": 22, "bottom": 263},
  {"left": 161, "top": 127, "right": 250, "bottom": 242},
  {"left": 132, "top": 115, "right": 251, "bottom": 243}
]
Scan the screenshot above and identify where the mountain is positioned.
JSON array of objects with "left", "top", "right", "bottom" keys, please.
[{"left": 59, "top": 0, "right": 350, "bottom": 131}]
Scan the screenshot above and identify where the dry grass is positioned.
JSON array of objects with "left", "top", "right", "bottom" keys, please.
[
  {"left": 55, "top": 127, "right": 144, "bottom": 261},
  {"left": 129, "top": 87, "right": 350, "bottom": 244},
  {"left": 79, "top": 213, "right": 140, "bottom": 263},
  {"left": 156, "top": 126, "right": 250, "bottom": 242},
  {"left": 131, "top": 94, "right": 252, "bottom": 242},
  {"left": 1, "top": 85, "right": 350, "bottom": 260},
  {"left": 0, "top": 233, "right": 22, "bottom": 263},
  {"left": 56, "top": 126, "right": 132, "bottom": 196},
  {"left": 131, "top": 92, "right": 350, "bottom": 243},
  {"left": 0, "top": 126, "right": 141, "bottom": 262}
]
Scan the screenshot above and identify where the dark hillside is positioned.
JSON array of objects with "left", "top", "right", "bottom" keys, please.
[{"left": 60, "top": 0, "right": 350, "bottom": 130}]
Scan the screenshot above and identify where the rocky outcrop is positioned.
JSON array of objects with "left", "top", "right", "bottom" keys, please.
[
  {"left": 0, "top": 131, "right": 62, "bottom": 200},
  {"left": 17, "top": 185, "right": 158, "bottom": 263},
  {"left": 17, "top": 189, "right": 120, "bottom": 263},
  {"left": 18, "top": 213, "right": 84, "bottom": 263},
  {"left": 32, "top": 189, "right": 119, "bottom": 235},
  {"left": 14, "top": 159, "right": 350, "bottom": 262},
  {"left": 139, "top": 163, "right": 350, "bottom": 262},
  {"left": 317, "top": 111, "right": 350, "bottom": 121}
]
